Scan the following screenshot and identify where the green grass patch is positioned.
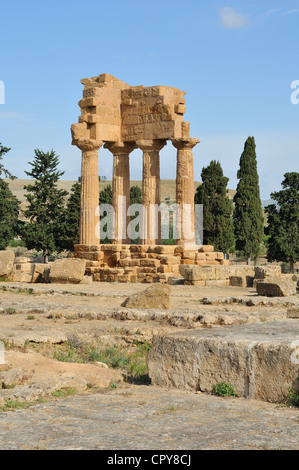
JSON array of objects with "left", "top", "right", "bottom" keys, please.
[
  {"left": 0, "top": 399, "right": 30, "bottom": 411},
  {"left": 50, "top": 337, "right": 152, "bottom": 384},
  {"left": 4, "top": 307, "right": 17, "bottom": 315},
  {"left": 52, "top": 388, "right": 76, "bottom": 398}
]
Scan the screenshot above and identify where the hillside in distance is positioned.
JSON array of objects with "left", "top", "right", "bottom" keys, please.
[{"left": 5, "top": 179, "right": 237, "bottom": 214}]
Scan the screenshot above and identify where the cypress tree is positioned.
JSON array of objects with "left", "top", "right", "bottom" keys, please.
[
  {"left": 195, "top": 160, "right": 234, "bottom": 254},
  {"left": 265, "top": 172, "right": 299, "bottom": 273},
  {"left": 233, "top": 137, "right": 264, "bottom": 264},
  {"left": 22, "top": 149, "right": 68, "bottom": 262}
]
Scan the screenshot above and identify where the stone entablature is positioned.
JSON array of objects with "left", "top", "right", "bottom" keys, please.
[{"left": 71, "top": 74, "right": 190, "bottom": 145}]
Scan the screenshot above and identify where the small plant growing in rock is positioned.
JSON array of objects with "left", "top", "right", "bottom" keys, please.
[
  {"left": 212, "top": 382, "right": 236, "bottom": 397},
  {"left": 287, "top": 386, "right": 299, "bottom": 408},
  {"left": 5, "top": 308, "right": 17, "bottom": 315}
]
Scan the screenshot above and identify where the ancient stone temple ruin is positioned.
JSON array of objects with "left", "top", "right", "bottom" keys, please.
[{"left": 71, "top": 74, "right": 228, "bottom": 283}]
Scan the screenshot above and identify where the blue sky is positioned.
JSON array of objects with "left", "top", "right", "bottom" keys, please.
[{"left": 0, "top": 0, "right": 298, "bottom": 200}]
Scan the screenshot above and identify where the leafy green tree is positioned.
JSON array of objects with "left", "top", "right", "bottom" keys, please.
[
  {"left": 22, "top": 149, "right": 68, "bottom": 262},
  {"left": 99, "top": 184, "right": 113, "bottom": 205},
  {"left": 130, "top": 185, "right": 142, "bottom": 205},
  {"left": 130, "top": 185, "right": 142, "bottom": 244},
  {"left": 62, "top": 181, "right": 81, "bottom": 252},
  {"left": 0, "top": 143, "right": 16, "bottom": 179},
  {"left": 99, "top": 184, "right": 113, "bottom": 243},
  {"left": 265, "top": 172, "right": 299, "bottom": 273},
  {"left": 0, "top": 180, "right": 20, "bottom": 249},
  {"left": 195, "top": 160, "right": 234, "bottom": 254},
  {"left": 233, "top": 137, "right": 264, "bottom": 264},
  {"left": 0, "top": 143, "right": 20, "bottom": 249}
]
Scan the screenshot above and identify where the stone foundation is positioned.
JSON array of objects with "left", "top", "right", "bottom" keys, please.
[
  {"left": 180, "top": 264, "right": 256, "bottom": 287},
  {"left": 73, "top": 244, "right": 228, "bottom": 283}
]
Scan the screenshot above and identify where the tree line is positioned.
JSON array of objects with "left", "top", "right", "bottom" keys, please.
[{"left": 0, "top": 138, "right": 298, "bottom": 271}]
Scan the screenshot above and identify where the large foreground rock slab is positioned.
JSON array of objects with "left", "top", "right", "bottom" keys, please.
[
  {"left": 256, "top": 278, "right": 297, "bottom": 297},
  {"left": 0, "top": 251, "right": 15, "bottom": 279},
  {"left": 121, "top": 284, "right": 170, "bottom": 309},
  {"left": 147, "top": 320, "right": 299, "bottom": 403},
  {"left": 49, "top": 259, "right": 86, "bottom": 284}
]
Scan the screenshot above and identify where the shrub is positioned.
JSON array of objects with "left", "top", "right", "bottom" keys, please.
[{"left": 212, "top": 382, "right": 236, "bottom": 397}]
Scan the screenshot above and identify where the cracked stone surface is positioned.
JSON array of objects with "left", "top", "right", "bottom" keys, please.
[{"left": 0, "top": 386, "right": 298, "bottom": 450}]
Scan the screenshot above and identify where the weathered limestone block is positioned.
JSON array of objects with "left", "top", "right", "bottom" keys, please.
[
  {"left": 15, "top": 262, "right": 32, "bottom": 272},
  {"left": 220, "top": 259, "right": 230, "bottom": 266},
  {"left": 15, "top": 257, "right": 31, "bottom": 264},
  {"left": 49, "top": 259, "right": 87, "bottom": 284},
  {"left": 256, "top": 278, "right": 297, "bottom": 297},
  {"left": 0, "top": 251, "right": 15, "bottom": 280},
  {"left": 119, "top": 259, "right": 140, "bottom": 268},
  {"left": 131, "top": 253, "right": 147, "bottom": 259},
  {"left": 150, "top": 246, "right": 176, "bottom": 255},
  {"left": 80, "top": 276, "right": 93, "bottom": 285},
  {"left": 101, "top": 244, "right": 123, "bottom": 252},
  {"left": 254, "top": 265, "right": 282, "bottom": 279},
  {"left": 137, "top": 274, "right": 154, "bottom": 283},
  {"left": 137, "top": 267, "right": 157, "bottom": 274},
  {"left": 287, "top": 307, "right": 299, "bottom": 318},
  {"left": 181, "top": 266, "right": 216, "bottom": 282},
  {"left": 121, "top": 284, "right": 171, "bottom": 309},
  {"left": 140, "top": 259, "right": 160, "bottom": 268},
  {"left": 198, "top": 245, "right": 214, "bottom": 253},
  {"left": 205, "top": 280, "right": 230, "bottom": 287},
  {"left": 159, "top": 255, "right": 179, "bottom": 265},
  {"left": 130, "top": 245, "right": 151, "bottom": 254},
  {"left": 147, "top": 320, "right": 299, "bottom": 403},
  {"left": 31, "top": 263, "right": 51, "bottom": 283},
  {"left": 230, "top": 276, "right": 246, "bottom": 287},
  {"left": 158, "top": 265, "right": 172, "bottom": 274}
]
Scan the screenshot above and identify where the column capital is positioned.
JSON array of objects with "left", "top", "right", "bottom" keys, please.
[
  {"left": 74, "top": 138, "right": 103, "bottom": 152},
  {"left": 172, "top": 137, "right": 200, "bottom": 150},
  {"left": 136, "top": 139, "right": 167, "bottom": 152},
  {"left": 104, "top": 141, "right": 136, "bottom": 155}
]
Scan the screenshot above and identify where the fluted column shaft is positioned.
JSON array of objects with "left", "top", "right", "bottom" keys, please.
[
  {"left": 172, "top": 138, "right": 199, "bottom": 247},
  {"left": 137, "top": 140, "right": 166, "bottom": 245},
  {"left": 78, "top": 140, "right": 102, "bottom": 246},
  {"left": 105, "top": 142, "right": 135, "bottom": 244}
]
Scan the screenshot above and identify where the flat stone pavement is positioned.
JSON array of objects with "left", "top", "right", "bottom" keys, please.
[{"left": 0, "top": 385, "right": 298, "bottom": 450}]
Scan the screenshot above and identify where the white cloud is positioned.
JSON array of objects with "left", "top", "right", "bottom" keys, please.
[
  {"left": 0, "top": 112, "right": 33, "bottom": 121},
  {"left": 219, "top": 7, "right": 250, "bottom": 29},
  {"left": 281, "top": 9, "right": 299, "bottom": 16},
  {"left": 258, "top": 8, "right": 282, "bottom": 17}
]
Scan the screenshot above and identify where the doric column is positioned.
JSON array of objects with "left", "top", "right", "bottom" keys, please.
[
  {"left": 77, "top": 139, "right": 103, "bottom": 246},
  {"left": 172, "top": 138, "right": 200, "bottom": 248},
  {"left": 105, "top": 142, "right": 136, "bottom": 244},
  {"left": 137, "top": 139, "right": 167, "bottom": 245}
]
